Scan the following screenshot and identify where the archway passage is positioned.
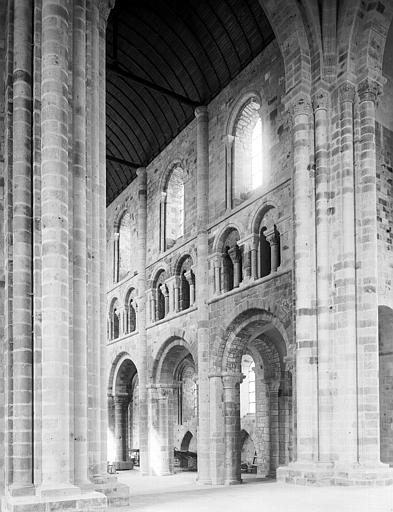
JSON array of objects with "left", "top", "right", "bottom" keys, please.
[
  {"left": 379, "top": 306, "right": 393, "bottom": 465},
  {"left": 150, "top": 340, "right": 197, "bottom": 475},
  {"left": 240, "top": 430, "right": 257, "bottom": 475},
  {"left": 218, "top": 310, "right": 292, "bottom": 484},
  {"left": 109, "top": 357, "right": 139, "bottom": 470}
]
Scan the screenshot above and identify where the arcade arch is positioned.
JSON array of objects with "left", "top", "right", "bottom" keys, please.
[
  {"left": 212, "top": 310, "right": 292, "bottom": 484},
  {"left": 108, "top": 356, "right": 139, "bottom": 469},
  {"left": 149, "top": 339, "right": 197, "bottom": 475}
]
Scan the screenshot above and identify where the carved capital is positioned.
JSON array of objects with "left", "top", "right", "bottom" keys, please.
[
  {"left": 184, "top": 270, "right": 194, "bottom": 285},
  {"left": 222, "top": 372, "right": 243, "bottom": 388},
  {"left": 159, "top": 283, "right": 169, "bottom": 297},
  {"left": 238, "top": 233, "right": 259, "bottom": 252},
  {"left": 228, "top": 245, "right": 241, "bottom": 264},
  {"left": 266, "top": 379, "right": 281, "bottom": 393},
  {"left": 338, "top": 81, "right": 356, "bottom": 104},
  {"left": 266, "top": 230, "right": 279, "bottom": 247},
  {"left": 209, "top": 252, "right": 223, "bottom": 267},
  {"left": 284, "top": 355, "right": 295, "bottom": 374},
  {"left": 290, "top": 96, "right": 312, "bottom": 118},
  {"left": 312, "top": 89, "right": 329, "bottom": 112},
  {"left": 98, "top": 0, "right": 115, "bottom": 21},
  {"left": 195, "top": 105, "right": 208, "bottom": 120},
  {"left": 357, "top": 77, "right": 382, "bottom": 103}
]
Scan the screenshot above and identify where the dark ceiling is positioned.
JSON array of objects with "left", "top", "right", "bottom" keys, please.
[{"left": 106, "top": 0, "right": 275, "bottom": 204}]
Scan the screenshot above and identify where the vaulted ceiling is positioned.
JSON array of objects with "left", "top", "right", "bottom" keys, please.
[{"left": 105, "top": 0, "right": 275, "bottom": 204}]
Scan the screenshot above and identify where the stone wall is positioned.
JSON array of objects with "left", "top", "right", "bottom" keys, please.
[{"left": 106, "top": 39, "right": 293, "bottom": 480}]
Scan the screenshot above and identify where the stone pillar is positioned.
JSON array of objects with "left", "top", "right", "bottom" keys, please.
[
  {"left": 173, "top": 278, "right": 180, "bottom": 313},
  {"left": 237, "top": 236, "right": 253, "bottom": 282},
  {"left": 114, "top": 396, "right": 128, "bottom": 464},
  {"left": 224, "top": 135, "right": 234, "bottom": 211},
  {"left": 278, "top": 96, "right": 318, "bottom": 479},
  {"left": 332, "top": 82, "right": 358, "bottom": 464},
  {"left": 157, "top": 387, "right": 174, "bottom": 476},
  {"left": 228, "top": 246, "right": 241, "bottom": 288},
  {"left": 255, "top": 374, "right": 270, "bottom": 476},
  {"left": 195, "top": 106, "right": 211, "bottom": 483},
  {"left": 72, "top": 0, "right": 90, "bottom": 489},
  {"left": 113, "top": 233, "right": 119, "bottom": 283},
  {"left": 222, "top": 373, "right": 242, "bottom": 485},
  {"left": 266, "top": 230, "right": 280, "bottom": 273},
  {"left": 267, "top": 380, "right": 280, "bottom": 476},
  {"left": 165, "top": 276, "right": 177, "bottom": 314},
  {"left": 290, "top": 97, "right": 318, "bottom": 463},
  {"left": 356, "top": 78, "right": 383, "bottom": 465},
  {"left": 159, "top": 192, "right": 167, "bottom": 252},
  {"left": 250, "top": 235, "right": 259, "bottom": 279},
  {"left": 146, "top": 288, "right": 154, "bottom": 324},
  {"left": 161, "top": 284, "right": 169, "bottom": 317},
  {"left": 39, "top": 0, "right": 73, "bottom": 492},
  {"left": 117, "top": 306, "right": 125, "bottom": 337},
  {"left": 184, "top": 270, "right": 195, "bottom": 306},
  {"left": 136, "top": 167, "right": 149, "bottom": 475},
  {"left": 209, "top": 374, "right": 225, "bottom": 485},
  {"left": 98, "top": 3, "right": 110, "bottom": 476},
  {"left": 9, "top": 0, "right": 34, "bottom": 496},
  {"left": 211, "top": 253, "right": 222, "bottom": 294},
  {"left": 86, "top": 0, "right": 102, "bottom": 481},
  {"left": 313, "top": 88, "right": 331, "bottom": 462}
]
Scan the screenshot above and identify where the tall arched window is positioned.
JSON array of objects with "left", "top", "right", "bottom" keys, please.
[
  {"left": 231, "top": 98, "right": 262, "bottom": 207},
  {"left": 161, "top": 165, "right": 184, "bottom": 251},
  {"left": 118, "top": 211, "right": 132, "bottom": 281},
  {"left": 251, "top": 118, "right": 263, "bottom": 189}
]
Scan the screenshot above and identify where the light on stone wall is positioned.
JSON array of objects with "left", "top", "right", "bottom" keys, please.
[{"left": 251, "top": 118, "right": 263, "bottom": 189}]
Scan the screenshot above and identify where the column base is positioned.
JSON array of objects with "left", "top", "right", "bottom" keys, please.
[
  {"left": 224, "top": 478, "right": 242, "bottom": 485},
  {"left": 92, "top": 475, "right": 130, "bottom": 507},
  {"left": 2, "top": 490, "right": 107, "bottom": 512},
  {"left": 277, "top": 462, "right": 393, "bottom": 486},
  {"left": 113, "top": 460, "right": 134, "bottom": 471}
]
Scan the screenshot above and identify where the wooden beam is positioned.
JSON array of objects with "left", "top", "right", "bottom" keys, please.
[
  {"left": 106, "top": 154, "right": 142, "bottom": 169},
  {"left": 107, "top": 62, "right": 201, "bottom": 108}
]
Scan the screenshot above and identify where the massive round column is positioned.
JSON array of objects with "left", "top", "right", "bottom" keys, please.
[
  {"left": 40, "top": 0, "right": 73, "bottom": 491},
  {"left": 333, "top": 81, "right": 358, "bottom": 464},
  {"left": 10, "top": 0, "right": 34, "bottom": 496},
  {"left": 356, "top": 78, "right": 382, "bottom": 465},
  {"left": 291, "top": 97, "right": 318, "bottom": 463},
  {"left": 312, "top": 89, "right": 331, "bottom": 462},
  {"left": 222, "top": 372, "right": 242, "bottom": 485},
  {"left": 72, "top": 0, "right": 90, "bottom": 488}
]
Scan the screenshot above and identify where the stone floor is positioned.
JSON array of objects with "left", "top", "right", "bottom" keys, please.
[{"left": 109, "top": 470, "right": 393, "bottom": 512}]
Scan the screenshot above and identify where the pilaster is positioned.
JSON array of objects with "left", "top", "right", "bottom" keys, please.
[{"left": 195, "top": 105, "right": 211, "bottom": 484}]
